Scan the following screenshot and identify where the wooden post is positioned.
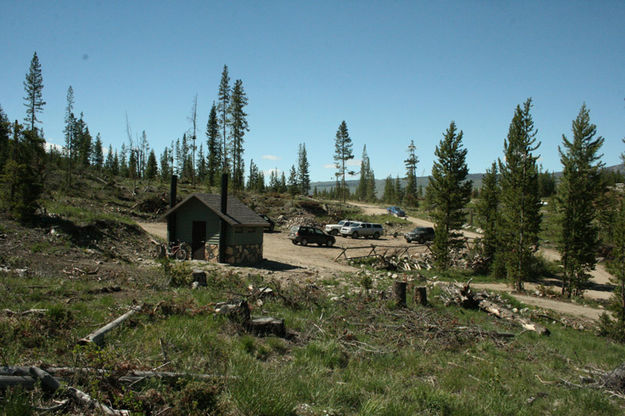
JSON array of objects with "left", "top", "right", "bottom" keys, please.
[
  {"left": 414, "top": 286, "right": 427, "bottom": 306},
  {"left": 393, "top": 281, "right": 407, "bottom": 307}
]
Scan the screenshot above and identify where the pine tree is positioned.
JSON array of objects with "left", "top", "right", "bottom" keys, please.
[
  {"left": 188, "top": 95, "right": 198, "bottom": 186},
  {"left": 217, "top": 65, "right": 231, "bottom": 173},
  {"left": 382, "top": 176, "right": 395, "bottom": 203},
  {"left": 92, "top": 133, "right": 104, "bottom": 171},
  {"left": 160, "top": 147, "right": 171, "bottom": 182},
  {"left": 104, "top": 144, "right": 114, "bottom": 174},
  {"left": 229, "top": 79, "right": 248, "bottom": 190},
  {"left": 23, "top": 52, "right": 46, "bottom": 132},
  {"left": 0, "top": 105, "right": 10, "bottom": 172},
  {"left": 196, "top": 145, "right": 207, "bottom": 183},
  {"left": 297, "top": 143, "right": 310, "bottom": 195},
  {"left": 1, "top": 121, "right": 45, "bottom": 220},
  {"left": 403, "top": 140, "right": 419, "bottom": 207},
  {"left": 557, "top": 104, "right": 605, "bottom": 297},
  {"left": 112, "top": 151, "right": 120, "bottom": 176},
  {"left": 394, "top": 176, "right": 404, "bottom": 205},
  {"left": 287, "top": 165, "right": 298, "bottom": 196},
  {"left": 601, "top": 198, "right": 625, "bottom": 339},
  {"left": 333, "top": 121, "right": 354, "bottom": 203},
  {"left": 247, "top": 159, "right": 259, "bottom": 191},
  {"left": 476, "top": 162, "right": 500, "bottom": 270},
  {"left": 357, "top": 145, "right": 370, "bottom": 201},
  {"left": 499, "top": 99, "right": 542, "bottom": 291},
  {"left": 145, "top": 149, "right": 158, "bottom": 180},
  {"left": 63, "top": 86, "right": 75, "bottom": 185},
  {"left": 425, "top": 121, "right": 472, "bottom": 270},
  {"left": 206, "top": 103, "right": 220, "bottom": 187},
  {"left": 279, "top": 172, "right": 287, "bottom": 193},
  {"left": 268, "top": 169, "right": 279, "bottom": 192}
]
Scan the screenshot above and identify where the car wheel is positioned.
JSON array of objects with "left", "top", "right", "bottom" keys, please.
[
  {"left": 326, "top": 239, "right": 334, "bottom": 247},
  {"left": 373, "top": 232, "right": 380, "bottom": 239},
  {"left": 330, "top": 229, "right": 338, "bottom": 236},
  {"left": 301, "top": 238, "right": 308, "bottom": 246},
  {"left": 291, "top": 239, "right": 298, "bottom": 245},
  {"left": 352, "top": 232, "right": 359, "bottom": 239}
]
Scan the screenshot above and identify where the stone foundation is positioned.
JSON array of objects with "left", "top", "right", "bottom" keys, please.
[{"left": 202, "top": 243, "right": 262, "bottom": 265}]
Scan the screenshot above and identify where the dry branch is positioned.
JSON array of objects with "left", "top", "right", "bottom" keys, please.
[
  {"left": 78, "top": 306, "right": 140, "bottom": 346},
  {"left": 68, "top": 387, "right": 130, "bottom": 416}
]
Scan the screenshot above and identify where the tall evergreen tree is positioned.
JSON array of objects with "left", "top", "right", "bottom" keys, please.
[
  {"left": 206, "top": 103, "right": 221, "bottom": 187},
  {"left": 498, "top": 99, "right": 542, "bottom": 291},
  {"left": 382, "top": 176, "right": 395, "bottom": 203},
  {"left": 23, "top": 52, "right": 46, "bottom": 132},
  {"left": 357, "top": 145, "right": 370, "bottom": 201},
  {"left": 63, "top": 86, "right": 75, "bottom": 184},
  {"left": 217, "top": 65, "right": 231, "bottom": 173},
  {"left": 74, "top": 113, "right": 92, "bottom": 169},
  {"left": 333, "top": 121, "right": 354, "bottom": 203},
  {"left": 104, "top": 144, "right": 114, "bottom": 174},
  {"left": 188, "top": 95, "right": 198, "bottom": 186},
  {"left": 229, "top": 79, "right": 248, "bottom": 189},
  {"left": 0, "top": 105, "right": 10, "bottom": 172},
  {"left": 145, "top": 149, "right": 158, "bottom": 180},
  {"left": 425, "top": 121, "right": 472, "bottom": 270},
  {"left": 297, "top": 143, "right": 310, "bottom": 195},
  {"left": 247, "top": 159, "right": 260, "bottom": 191},
  {"left": 160, "top": 147, "right": 171, "bottom": 182},
  {"left": 1, "top": 121, "right": 45, "bottom": 220},
  {"left": 92, "top": 133, "right": 104, "bottom": 171},
  {"left": 403, "top": 140, "right": 419, "bottom": 207},
  {"left": 476, "top": 162, "right": 500, "bottom": 270},
  {"left": 287, "top": 165, "right": 298, "bottom": 196},
  {"left": 557, "top": 104, "right": 605, "bottom": 297},
  {"left": 394, "top": 176, "right": 404, "bottom": 205},
  {"left": 196, "top": 145, "right": 207, "bottom": 182}
]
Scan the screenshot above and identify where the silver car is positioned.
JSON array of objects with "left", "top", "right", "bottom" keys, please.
[{"left": 339, "top": 221, "right": 384, "bottom": 239}]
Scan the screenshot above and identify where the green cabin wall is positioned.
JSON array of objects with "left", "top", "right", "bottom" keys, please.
[{"left": 172, "top": 196, "right": 263, "bottom": 246}]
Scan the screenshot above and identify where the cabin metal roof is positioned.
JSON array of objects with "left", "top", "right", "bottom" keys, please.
[{"left": 163, "top": 193, "right": 268, "bottom": 227}]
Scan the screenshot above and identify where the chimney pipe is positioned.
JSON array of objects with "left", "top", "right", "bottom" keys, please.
[
  {"left": 167, "top": 175, "right": 178, "bottom": 243},
  {"left": 219, "top": 173, "right": 228, "bottom": 263},
  {"left": 170, "top": 175, "right": 177, "bottom": 208}
]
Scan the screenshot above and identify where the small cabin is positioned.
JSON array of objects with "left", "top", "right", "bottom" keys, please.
[{"left": 163, "top": 193, "right": 267, "bottom": 265}]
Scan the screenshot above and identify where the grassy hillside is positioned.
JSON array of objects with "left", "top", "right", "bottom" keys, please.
[{"left": 1, "top": 170, "right": 625, "bottom": 415}]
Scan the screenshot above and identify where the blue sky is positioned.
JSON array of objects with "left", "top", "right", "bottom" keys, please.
[{"left": 2, "top": 1, "right": 624, "bottom": 182}]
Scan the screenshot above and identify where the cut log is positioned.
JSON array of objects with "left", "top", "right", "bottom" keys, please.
[
  {"left": 414, "top": 286, "right": 428, "bottom": 306},
  {"left": 68, "top": 387, "right": 130, "bottom": 416},
  {"left": 44, "top": 367, "right": 229, "bottom": 382},
  {"left": 29, "top": 366, "right": 60, "bottom": 394},
  {"left": 0, "top": 375, "right": 35, "bottom": 390},
  {"left": 247, "top": 317, "right": 286, "bottom": 337},
  {"left": 393, "top": 281, "right": 407, "bottom": 307},
  {"left": 78, "top": 306, "right": 139, "bottom": 346},
  {"left": 479, "top": 299, "right": 550, "bottom": 336}
]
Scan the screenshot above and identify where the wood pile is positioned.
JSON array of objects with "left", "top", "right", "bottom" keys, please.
[{"left": 437, "top": 281, "right": 550, "bottom": 335}]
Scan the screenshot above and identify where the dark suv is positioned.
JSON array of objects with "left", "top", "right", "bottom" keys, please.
[
  {"left": 404, "top": 226, "right": 435, "bottom": 243},
  {"left": 289, "top": 226, "right": 336, "bottom": 247}
]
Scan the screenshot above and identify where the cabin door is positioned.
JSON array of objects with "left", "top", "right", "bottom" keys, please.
[{"left": 192, "top": 221, "right": 206, "bottom": 260}]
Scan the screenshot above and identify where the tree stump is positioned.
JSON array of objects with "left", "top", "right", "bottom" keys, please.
[
  {"left": 192, "top": 270, "right": 207, "bottom": 287},
  {"left": 393, "top": 281, "right": 407, "bottom": 307},
  {"left": 247, "top": 317, "right": 286, "bottom": 337},
  {"left": 414, "top": 286, "right": 427, "bottom": 306}
]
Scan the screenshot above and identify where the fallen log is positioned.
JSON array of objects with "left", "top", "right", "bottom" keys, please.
[
  {"left": 0, "top": 375, "right": 35, "bottom": 390},
  {"left": 44, "top": 366, "right": 232, "bottom": 382},
  {"left": 29, "top": 366, "right": 60, "bottom": 394},
  {"left": 68, "top": 387, "right": 130, "bottom": 416},
  {"left": 78, "top": 306, "right": 140, "bottom": 346},
  {"left": 437, "top": 282, "right": 549, "bottom": 335},
  {"left": 479, "top": 299, "right": 550, "bottom": 336}
]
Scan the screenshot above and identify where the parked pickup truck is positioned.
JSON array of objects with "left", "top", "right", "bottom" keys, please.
[
  {"left": 339, "top": 221, "right": 384, "bottom": 239},
  {"left": 324, "top": 219, "right": 353, "bottom": 236},
  {"left": 404, "top": 226, "right": 435, "bottom": 244}
]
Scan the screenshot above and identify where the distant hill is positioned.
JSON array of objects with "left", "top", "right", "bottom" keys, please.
[{"left": 311, "top": 164, "right": 624, "bottom": 198}]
